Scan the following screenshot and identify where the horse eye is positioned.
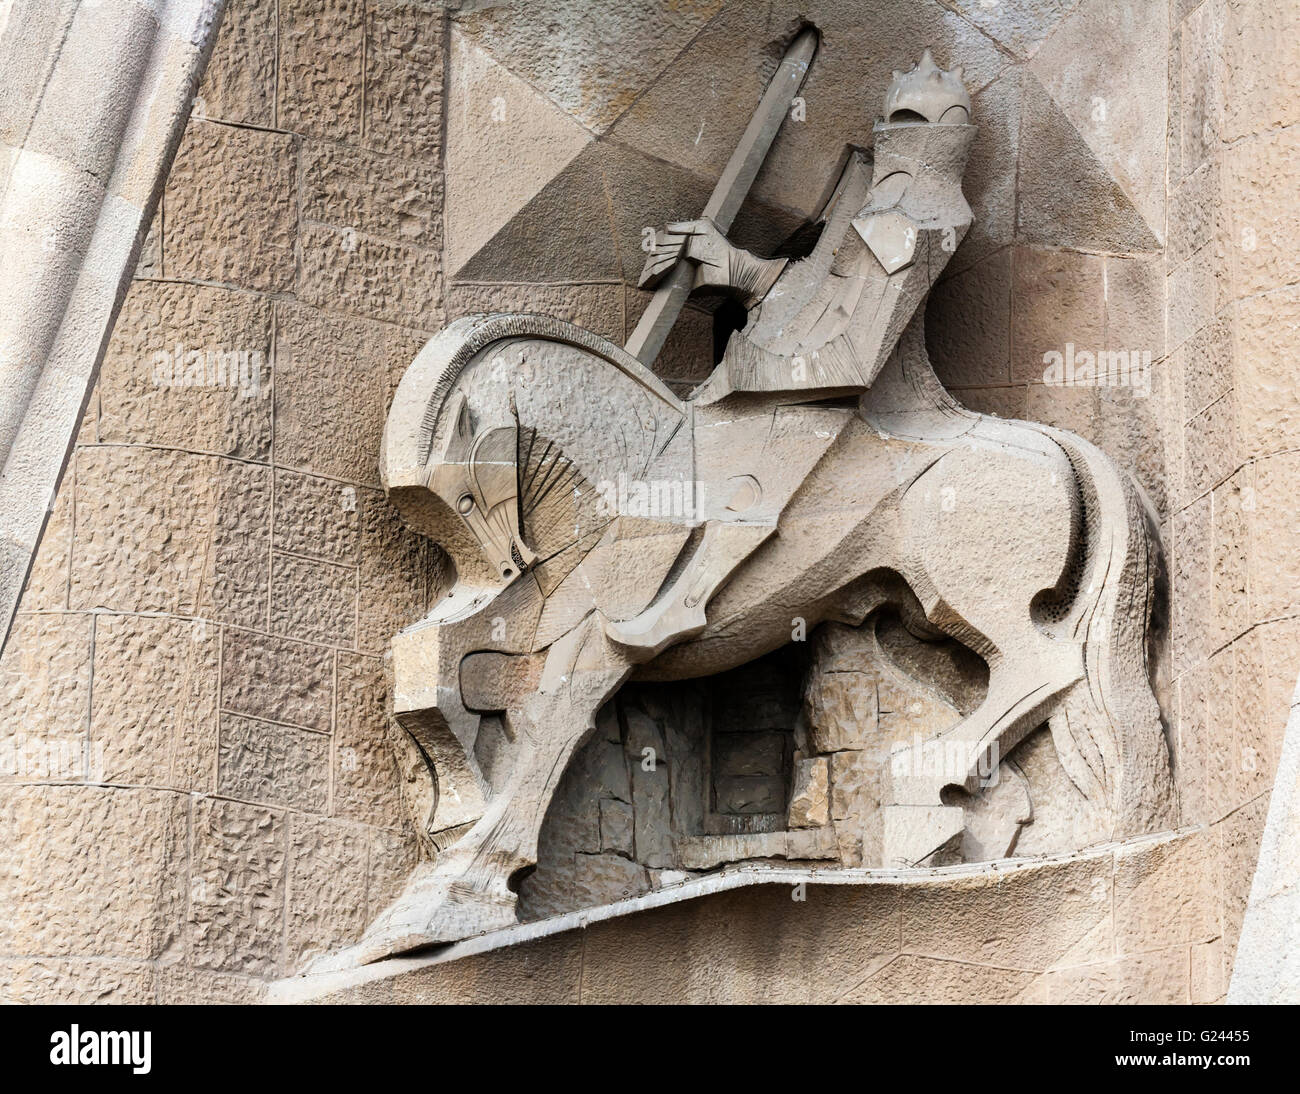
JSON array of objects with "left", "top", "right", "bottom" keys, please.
[{"left": 457, "top": 493, "right": 474, "bottom": 514}]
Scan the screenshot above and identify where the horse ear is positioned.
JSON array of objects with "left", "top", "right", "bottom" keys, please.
[{"left": 441, "top": 391, "right": 475, "bottom": 462}]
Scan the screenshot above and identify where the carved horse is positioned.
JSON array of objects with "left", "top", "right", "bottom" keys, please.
[{"left": 357, "top": 54, "right": 1175, "bottom": 961}]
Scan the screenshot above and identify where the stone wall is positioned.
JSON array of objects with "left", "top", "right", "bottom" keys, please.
[
  {"left": 0, "top": 0, "right": 446, "bottom": 1002},
  {"left": 2, "top": 0, "right": 1296, "bottom": 1004}
]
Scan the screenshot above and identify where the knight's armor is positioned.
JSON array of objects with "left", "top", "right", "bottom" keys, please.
[{"left": 695, "top": 50, "right": 974, "bottom": 403}]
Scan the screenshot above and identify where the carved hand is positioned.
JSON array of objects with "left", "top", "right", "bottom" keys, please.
[{"left": 638, "top": 219, "right": 787, "bottom": 306}]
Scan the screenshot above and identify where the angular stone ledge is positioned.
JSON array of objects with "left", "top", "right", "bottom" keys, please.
[{"left": 269, "top": 827, "right": 1203, "bottom": 1004}]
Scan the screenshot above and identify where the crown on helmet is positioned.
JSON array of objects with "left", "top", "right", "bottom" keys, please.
[{"left": 881, "top": 49, "right": 971, "bottom": 124}]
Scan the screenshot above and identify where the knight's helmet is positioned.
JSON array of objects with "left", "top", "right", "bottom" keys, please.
[
  {"left": 881, "top": 48, "right": 972, "bottom": 126},
  {"left": 854, "top": 50, "right": 976, "bottom": 277}
]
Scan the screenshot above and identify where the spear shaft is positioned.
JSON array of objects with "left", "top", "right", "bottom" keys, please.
[{"left": 624, "top": 27, "right": 818, "bottom": 367}]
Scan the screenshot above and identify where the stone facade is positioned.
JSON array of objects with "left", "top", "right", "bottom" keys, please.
[{"left": 1, "top": 0, "right": 1297, "bottom": 1004}]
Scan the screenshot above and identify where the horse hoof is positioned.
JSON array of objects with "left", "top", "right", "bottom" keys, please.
[{"left": 350, "top": 870, "right": 520, "bottom": 963}]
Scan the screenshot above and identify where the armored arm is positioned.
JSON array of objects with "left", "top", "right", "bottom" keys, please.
[{"left": 638, "top": 219, "right": 788, "bottom": 309}]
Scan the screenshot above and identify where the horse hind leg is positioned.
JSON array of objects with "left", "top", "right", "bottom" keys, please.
[
  {"left": 881, "top": 636, "right": 1083, "bottom": 867},
  {"left": 881, "top": 439, "right": 1086, "bottom": 866}
]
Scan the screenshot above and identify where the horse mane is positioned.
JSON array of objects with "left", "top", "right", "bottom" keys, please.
[{"left": 418, "top": 313, "right": 683, "bottom": 467}]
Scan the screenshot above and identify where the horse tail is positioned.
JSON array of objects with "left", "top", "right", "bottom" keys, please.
[{"left": 1032, "top": 425, "right": 1177, "bottom": 839}]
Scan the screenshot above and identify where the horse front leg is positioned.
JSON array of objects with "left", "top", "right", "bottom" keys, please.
[{"left": 357, "top": 613, "right": 634, "bottom": 960}]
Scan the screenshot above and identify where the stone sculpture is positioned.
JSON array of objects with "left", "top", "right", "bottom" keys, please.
[{"left": 364, "top": 44, "right": 1175, "bottom": 960}]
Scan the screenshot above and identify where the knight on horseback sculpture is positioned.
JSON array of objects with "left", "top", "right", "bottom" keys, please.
[{"left": 359, "top": 43, "right": 1175, "bottom": 961}]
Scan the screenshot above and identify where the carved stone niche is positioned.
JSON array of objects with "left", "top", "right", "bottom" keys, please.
[{"left": 355, "top": 46, "right": 1176, "bottom": 964}]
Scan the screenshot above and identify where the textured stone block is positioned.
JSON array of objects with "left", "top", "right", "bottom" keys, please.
[
  {"left": 1185, "top": 391, "right": 1239, "bottom": 499},
  {"left": 787, "top": 756, "right": 829, "bottom": 829},
  {"left": 1205, "top": 644, "right": 1240, "bottom": 824},
  {"left": 188, "top": 797, "right": 287, "bottom": 976},
  {"left": 334, "top": 653, "right": 406, "bottom": 829},
  {"left": 598, "top": 798, "right": 634, "bottom": 856},
  {"left": 154, "top": 965, "right": 265, "bottom": 1004},
  {"left": 364, "top": 0, "right": 445, "bottom": 160},
  {"left": 900, "top": 857, "right": 1113, "bottom": 969},
  {"left": 163, "top": 120, "right": 297, "bottom": 293},
  {"left": 278, "top": 0, "right": 364, "bottom": 142},
  {"left": 270, "top": 552, "right": 357, "bottom": 647},
  {"left": 1171, "top": 492, "right": 1211, "bottom": 676},
  {"left": 1047, "top": 947, "right": 1190, "bottom": 1004},
  {"left": 842, "top": 953, "right": 1035, "bottom": 1005},
  {"left": 298, "top": 222, "right": 442, "bottom": 328},
  {"left": 285, "top": 815, "right": 369, "bottom": 971},
  {"left": 69, "top": 448, "right": 271, "bottom": 628},
  {"left": 91, "top": 614, "right": 219, "bottom": 791},
  {"left": 1235, "top": 284, "right": 1300, "bottom": 456},
  {"left": 1181, "top": 314, "right": 1232, "bottom": 420},
  {"left": 1175, "top": 672, "right": 1210, "bottom": 826},
  {"left": 218, "top": 712, "right": 330, "bottom": 812},
  {"left": 301, "top": 139, "right": 441, "bottom": 248},
  {"left": 357, "top": 490, "right": 435, "bottom": 655},
  {"left": 1250, "top": 450, "right": 1300, "bottom": 621},
  {"left": 367, "top": 825, "right": 419, "bottom": 922},
  {"left": 577, "top": 884, "right": 899, "bottom": 1004},
  {"left": 274, "top": 469, "right": 362, "bottom": 566},
  {"left": 1179, "top": 0, "right": 1223, "bottom": 174},
  {"left": 1218, "top": 794, "right": 1269, "bottom": 979},
  {"left": 1104, "top": 254, "right": 1164, "bottom": 361},
  {"left": 221, "top": 628, "right": 334, "bottom": 733},
  {"left": 0, "top": 958, "right": 156, "bottom": 1005},
  {"left": 1210, "top": 468, "right": 1252, "bottom": 650},
  {"left": 806, "top": 673, "right": 876, "bottom": 753},
  {"left": 274, "top": 302, "right": 428, "bottom": 485},
  {"left": 0, "top": 613, "right": 90, "bottom": 784},
  {"left": 1190, "top": 938, "right": 1225, "bottom": 1004},
  {"left": 0, "top": 786, "right": 186, "bottom": 959},
  {"left": 1221, "top": 125, "right": 1300, "bottom": 300},
  {"left": 197, "top": 0, "right": 277, "bottom": 127},
  {"left": 1221, "top": 0, "right": 1300, "bottom": 141},
  {"left": 387, "top": 932, "right": 584, "bottom": 1004},
  {"left": 99, "top": 280, "right": 273, "bottom": 459},
  {"left": 1114, "top": 830, "right": 1219, "bottom": 953},
  {"left": 1166, "top": 243, "right": 1219, "bottom": 352},
  {"left": 1168, "top": 159, "right": 1217, "bottom": 267}
]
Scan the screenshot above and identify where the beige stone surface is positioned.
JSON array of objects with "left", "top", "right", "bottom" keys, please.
[
  {"left": 285, "top": 814, "right": 370, "bottom": 970},
  {"left": 99, "top": 280, "right": 274, "bottom": 460},
  {"left": 274, "top": 303, "right": 430, "bottom": 486},
  {"left": 91, "top": 614, "right": 219, "bottom": 790},
  {"left": 188, "top": 797, "right": 287, "bottom": 977},
  {"left": 0, "top": 786, "right": 187, "bottom": 959},
  {"left": 221, "top": 628, "right": 334, "bottom": 732},
  {"left": 277, "top": 0, "right": 365, "bottom": 143},
  {"left": 198, "top": 0, "right": 277, "bottom": 128},
  {"left": 163, "top": 120, "right": 298, "bottom": 293},
  {"left": 334, "top": 653, "right": 408, "bottom": 830},
  {"left": 69, "top": 447, "right": 272, "bottom": 628},
  {"left": 0, "top": 613, "right": 91, "bottom": 780},
  {"left": 217, "top": 712, "right": 330, "bottom": 812},
  {"left": 270, "top": 552, "right": 357, "bottom": 647},
  {"left": 364, "top": 0, "right": 445, "bottom": 161}
]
